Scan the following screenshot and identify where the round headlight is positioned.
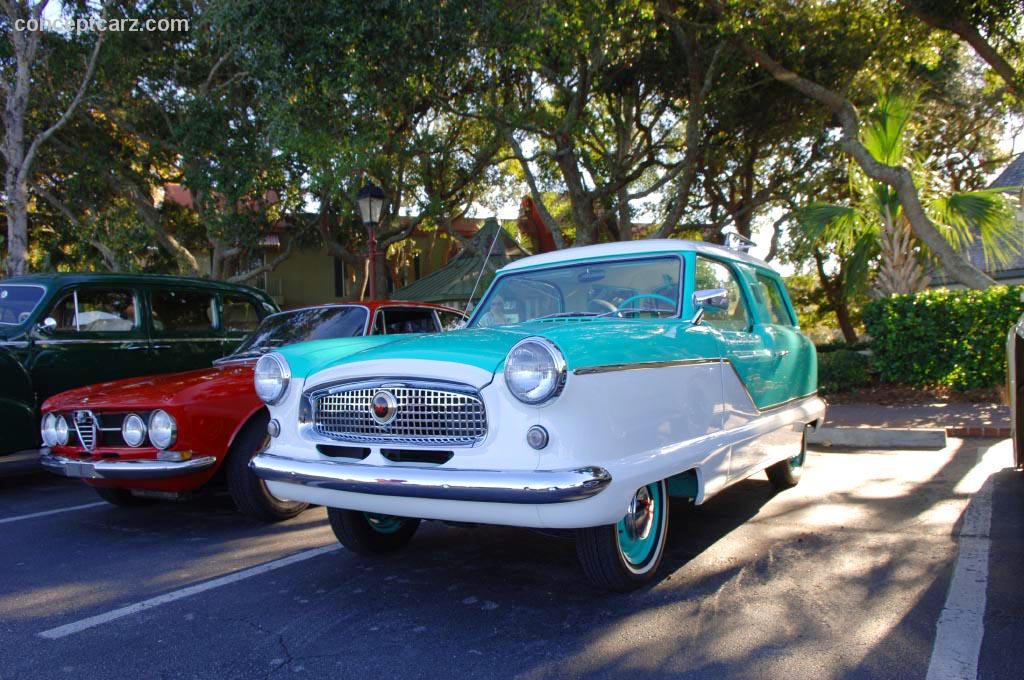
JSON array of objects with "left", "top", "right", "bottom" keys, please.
[
  {"left": 41, "top": 413, "right": 57, "bottom": 447},
  {"left": 148, "top": 409, "right": 177, "bottom": 450},
  {"left": 122, "top": 413, "right": 147, "bottom": 448},
  {"left": 55, "top": 415, "right": 69, "bottom": 446},
  {"left": 504, "top": 337, "right": 567, "bottom": 405},
  {"left": 254, "top": 353, "right": 290, "bottom": 405}
]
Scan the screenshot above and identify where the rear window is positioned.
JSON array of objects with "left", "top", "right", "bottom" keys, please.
[
  {"left": 375, "top": 308, "right": 439, "bottom": 334},
  {"left": 151, "top": 290, "right": 216, "bottom": 334},
  {"left": 0, "top": 284, "right": 45, "bottom": 325}
]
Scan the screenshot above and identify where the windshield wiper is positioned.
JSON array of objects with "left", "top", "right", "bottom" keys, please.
[{"left": 535, "top": 312, "right": 600, "bottom": 320}]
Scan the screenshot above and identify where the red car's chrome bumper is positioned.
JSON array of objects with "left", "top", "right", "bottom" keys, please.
[{"left": 40, "top": 451, "right": 217, "bottom": 480}]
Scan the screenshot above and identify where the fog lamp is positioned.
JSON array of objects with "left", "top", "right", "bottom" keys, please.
[{"left": 526, "top": 425, "right": 549, "bottom": 450}]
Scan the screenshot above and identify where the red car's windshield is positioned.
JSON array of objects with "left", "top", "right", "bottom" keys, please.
[{"left": 228, "top": 305, "right": 369, "bottom": 359}]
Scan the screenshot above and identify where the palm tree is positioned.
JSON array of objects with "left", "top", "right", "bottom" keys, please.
[{"left": 799, "top": 91, "right": 1020, "bottom": 298}]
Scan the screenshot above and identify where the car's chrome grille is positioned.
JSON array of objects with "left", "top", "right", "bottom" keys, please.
[
  {"left": 311, "top": 380, "right": 487, "bottom": 446},
  {"left": 72, "top": 410, "right": 97, "bottom": 452}
]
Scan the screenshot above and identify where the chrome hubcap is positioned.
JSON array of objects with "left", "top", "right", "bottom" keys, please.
[{"left": 623, "top": 486, "right": 655, "bottom": 542}]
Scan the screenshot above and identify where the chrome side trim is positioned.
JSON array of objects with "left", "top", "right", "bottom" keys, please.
[
  {"left": 40, "top": 453, "right": 217, "bottom": 480},
  {"left": 573, "top": 357, "right": 720, "bottom": 375},
  {"left": 250, "top": 453, "right": 611, "bottom": 504},
  {"left": 34, "top": 338, "right": 147, "bottom": 345}
]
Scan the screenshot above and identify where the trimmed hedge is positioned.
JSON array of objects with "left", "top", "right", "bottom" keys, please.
[
  {"left": 818, "top": 349, "right": 873, "bottom": 394},
  {"left": 862, "top": 285, "right": 1024, "bottom": 390}
]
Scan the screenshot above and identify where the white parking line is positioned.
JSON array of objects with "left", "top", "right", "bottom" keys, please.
[
  {"left": 0, "top": 501, "right": 107, "bottom": 525},
  {"left": 38, "top": 544, "right": 343, "bottom": 640},
  {"left": 925, "top": 442, "right": 1005, "bottom": 680}
]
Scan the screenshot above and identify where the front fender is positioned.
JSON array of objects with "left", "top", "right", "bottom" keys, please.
[{"left": 0, "top": 347, "right": 37, "bottom": 456}]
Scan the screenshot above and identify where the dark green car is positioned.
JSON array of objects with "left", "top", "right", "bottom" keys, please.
[{"left": 0, "top": 273, "right": 278, "bottom": 460}]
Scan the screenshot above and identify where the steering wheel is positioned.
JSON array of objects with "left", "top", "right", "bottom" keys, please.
[
  {"left": 616, "top": 293, "right": 677, "bottom": 314},
  {"left": 588, "top": 298, "right": 618, "bottom": 314}
]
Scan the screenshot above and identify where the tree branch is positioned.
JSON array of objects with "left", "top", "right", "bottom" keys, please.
[
  {"left": 715, "top": 3, "right": 997, "bottom": 288},
  {"left": 17, "top": 24, "right": 105, "bottom": 188},
  {"left": 900, "top": 1, "right": 1022, "bottom": 99}
]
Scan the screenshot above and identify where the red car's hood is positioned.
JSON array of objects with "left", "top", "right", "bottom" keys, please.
[{"left": 42, "top": 362, "right": 257, "bottom": 411}]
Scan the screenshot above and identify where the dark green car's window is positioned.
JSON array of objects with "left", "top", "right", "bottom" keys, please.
[
  {"left": 221, "top": 295, "right": 261, "bottom": 333},
  {"left": 152, "top": 290, "right": 216, "bottom": 334},
  {"left": 694, "top": 257, "right": 750, "bottom": 331},
  {"left": 46, "top": 289, "right": 137, "bottom": 333},
  {"left": 0, "top": 284, "right": 45, "bottom": 325}
]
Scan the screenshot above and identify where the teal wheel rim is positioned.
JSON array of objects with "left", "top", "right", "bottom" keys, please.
[
  {"left": 616, "top": 483, "right": 663, "bottom": 567},
  {"left": 789, "top": 451, "right": 806, "bottom": 469},
  {"left": 363, "top": 513, "right": 404, "bottom": 534}
]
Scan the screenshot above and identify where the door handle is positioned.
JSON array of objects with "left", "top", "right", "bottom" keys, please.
[
  {"left": 151, "top": 344, "right": 171, "bottom": 350},
  {"left": 123, "top": 343, "right": 147, "bottom": 351},
  {"left": 773, "top": 350, "right": 790, "bottom": 358}
]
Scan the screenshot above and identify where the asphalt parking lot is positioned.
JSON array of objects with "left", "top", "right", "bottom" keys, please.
[{"left": 0, "top": 438, "right": 1019, "bottom": 680}]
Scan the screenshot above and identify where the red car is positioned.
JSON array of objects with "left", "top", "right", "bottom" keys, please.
[{"left": 39, "top": 301, "right": 462, "bottom": 521}]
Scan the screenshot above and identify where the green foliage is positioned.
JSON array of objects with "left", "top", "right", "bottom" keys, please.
[
  {"left": 863, "top": 286, "right": 1024, "bottom": 389},
  {"left": 817, "top": 349, "right": 874, "bottom": 394}
]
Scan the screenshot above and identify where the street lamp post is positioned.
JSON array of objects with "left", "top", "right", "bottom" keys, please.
[{"left": 357, "top": 181, "right": 385, "bottom": 300}]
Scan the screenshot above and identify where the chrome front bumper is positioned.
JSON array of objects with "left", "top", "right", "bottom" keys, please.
[
  {"left": 40, "top": 452, "right": 218, "bottom": 480},
  {"left": 249, "top": 452, "right": 612, "bottom": 504}
]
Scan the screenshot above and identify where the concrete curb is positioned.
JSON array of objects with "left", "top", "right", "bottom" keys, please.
[{"left": 808, "top": 426, "right": 947, "bottom": 450}]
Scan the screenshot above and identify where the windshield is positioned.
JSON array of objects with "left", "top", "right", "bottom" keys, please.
[
  {"left": 228, "top": 305, "right": 369, "bottom": 358},
  {"left": 469, "top": 256, "right": 682, "bottom": 328},
  {"left": 0, "top": 284, "right": 45, "bottom": 326}
]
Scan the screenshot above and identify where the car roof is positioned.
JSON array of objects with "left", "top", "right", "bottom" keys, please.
[
  {"left": 2, "top": 272, "right": 271, "bottom": 297},
  {"left": 499, "top": 239, "right": 775, "bottom": 273}
]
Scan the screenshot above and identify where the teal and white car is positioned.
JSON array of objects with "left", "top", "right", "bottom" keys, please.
[{"left": 250, "top": 240, "right": 826, "bottom": 590}]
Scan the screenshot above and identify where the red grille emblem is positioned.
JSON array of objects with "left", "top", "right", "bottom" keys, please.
[{"left": 370, "top": 390, "right": 398, "bottom": 426}]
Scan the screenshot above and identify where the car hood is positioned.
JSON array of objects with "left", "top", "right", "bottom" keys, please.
[
  {"left": 42, "top": 362, "right": 257, "bottom": 412},
  {"left": 284, "top": 318, "right": 714, "bottom": 379}
]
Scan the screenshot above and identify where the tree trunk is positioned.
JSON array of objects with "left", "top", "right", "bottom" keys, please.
[
  {"left": 876, "top": 212, "right": 929, "bottom": 296},
  {"left": 2, "top": 5, "right": 104, "bottom": 276},
  {"left": 4, "top": 183, "right": 30, "bottom": 276},
  {"left": 813, "top": 248, "right": 859, "bottom": 344}
]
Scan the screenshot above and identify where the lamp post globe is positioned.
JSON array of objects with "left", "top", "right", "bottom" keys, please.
[{"left": 357, "top": 182, "right": 386, "bottom": 299}]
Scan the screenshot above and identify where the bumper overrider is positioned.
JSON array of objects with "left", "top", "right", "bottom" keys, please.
[
  {"left": 249, "top": 452, "right": 612, "bottom": 504},
  {"left": 40, "top": 451, "right": 217, "bottom": 480}
]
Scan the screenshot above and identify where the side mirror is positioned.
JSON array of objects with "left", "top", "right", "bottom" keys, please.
[
  {"left": 691, "top": 288, "right": 729, "bottom": 324},
  {"left": 36, "top": 317, "right": 57, "bottom": 334}
]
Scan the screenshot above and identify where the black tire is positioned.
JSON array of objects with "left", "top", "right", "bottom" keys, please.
[
  {"left": 326, "top": 507, "right": 420, "bottom": 556},
  {"left": 94, "top": 486, "right": 151, "bottom": 507},
  {"left": 574, "top": 479, "right": 669, "bottom": 592},
  {"left": 227, "top": 411, "right": 309, "bottom": 522},
  {"left": 766, "top": 431, "right": 807, "bottom": 489}
]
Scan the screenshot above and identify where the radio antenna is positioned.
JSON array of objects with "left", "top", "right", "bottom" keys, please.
[{"left": 465, "top": 219, "right": 503, "bottom": 315}]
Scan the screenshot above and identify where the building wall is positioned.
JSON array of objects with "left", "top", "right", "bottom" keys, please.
[{"left": 268, "top": 247, "right": 340, "bottom": 309}]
